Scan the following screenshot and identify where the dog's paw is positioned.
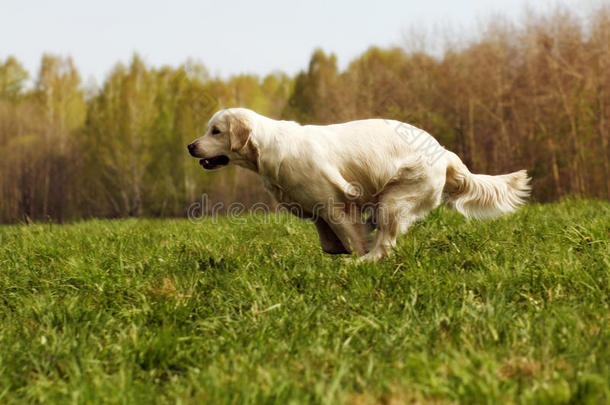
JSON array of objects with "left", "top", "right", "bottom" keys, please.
[
  {"left": 357, "top": 250, "right": 386, "bottom": 262},
  {"left": 342, "top": 256, "right": 358, "bottom": 265}
]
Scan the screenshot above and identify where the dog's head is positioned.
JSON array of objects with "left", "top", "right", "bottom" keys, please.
[{"left": 187, "top": 108, "right": 258, "bottom": 171}]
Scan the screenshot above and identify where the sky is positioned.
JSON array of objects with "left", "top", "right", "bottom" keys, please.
[{"left": 0, "top": 0, "right": 600, "bottom": 85}]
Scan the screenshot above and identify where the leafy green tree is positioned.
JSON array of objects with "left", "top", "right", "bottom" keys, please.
[
  {"left": 0, "top": 56, "right": 28, "bottom": 101},
  {"left": 283, "top": 49, "right": 341, "bottom": 124}
]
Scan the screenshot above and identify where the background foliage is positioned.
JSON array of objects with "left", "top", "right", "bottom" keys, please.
[{"left": 1, "top": 6, "right": 609, "bottom": 222}]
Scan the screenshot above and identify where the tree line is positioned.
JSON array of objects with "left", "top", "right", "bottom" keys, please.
[{"left": 1, "top": 6, "right": 609, "bottom": 223}]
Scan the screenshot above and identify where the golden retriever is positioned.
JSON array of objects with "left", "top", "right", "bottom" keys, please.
[{"left": 188, "top": 108, "right": 531, "bottom": 261}]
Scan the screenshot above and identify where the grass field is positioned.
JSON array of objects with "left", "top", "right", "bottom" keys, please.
[{"left": 0, "top": 200, "right": 608, "bottom": 404}]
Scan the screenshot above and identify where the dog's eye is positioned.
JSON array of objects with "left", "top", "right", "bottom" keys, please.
[{"left": 211, "top": 127, "right": 221, "bottom": 135}]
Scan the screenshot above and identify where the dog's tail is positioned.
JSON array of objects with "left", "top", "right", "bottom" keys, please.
[{"left": 443, "top": 152, "right": 531, "bottom": 219}]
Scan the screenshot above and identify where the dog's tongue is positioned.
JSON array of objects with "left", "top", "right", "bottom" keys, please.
[{"left": 199, "top": 155, "right": 229, "bottom": 170}]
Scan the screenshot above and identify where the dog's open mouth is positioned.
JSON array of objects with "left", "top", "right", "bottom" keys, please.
[{"left": 200, "top": 155, "right": 230, "bottom": 170}]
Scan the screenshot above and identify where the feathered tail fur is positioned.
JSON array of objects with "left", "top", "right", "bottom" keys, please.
[{"left": 443, "top": 152, "right": 531, "bottom": 219}]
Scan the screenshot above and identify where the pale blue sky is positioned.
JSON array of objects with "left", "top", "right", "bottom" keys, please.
[{"left": 0, "top": 0, "right": 597, "bottom": 85}]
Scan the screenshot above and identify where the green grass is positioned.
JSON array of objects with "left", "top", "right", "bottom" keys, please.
[{"left": 0, "top": 200, "right": 608, "bottom": 404}]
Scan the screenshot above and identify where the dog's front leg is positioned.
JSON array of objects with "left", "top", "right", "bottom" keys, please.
[
  {"left": 321, "top": 208, "right": 369, "bottom": 257},
  {"left": 314, "top": 218, "right": 349, "bottom": 254}
]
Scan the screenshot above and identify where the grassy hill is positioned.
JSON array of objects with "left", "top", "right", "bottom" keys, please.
[{"left": 0, "top": 200, "right": 608, "bottom": 404}]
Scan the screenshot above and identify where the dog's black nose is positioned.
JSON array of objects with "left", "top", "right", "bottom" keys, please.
[{"left": 187, "top": 143, "right": 196, "bottom": 155}]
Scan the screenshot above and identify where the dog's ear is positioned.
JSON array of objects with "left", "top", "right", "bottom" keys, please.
[{"left": 228, "top": 113, "right": 252, "bottom": 152}]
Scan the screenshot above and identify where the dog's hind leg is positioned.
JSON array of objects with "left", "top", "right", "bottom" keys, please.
[
  {"left": 359, "top": 184, "right": 442, "bottom": 262},
  {"left": 360, "top": 204, "right": 408, "bottom": 262}
]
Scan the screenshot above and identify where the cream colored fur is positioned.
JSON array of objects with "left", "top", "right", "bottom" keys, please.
[{"left": 188, "top": 108, "right": 531, "bottom": 261}]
